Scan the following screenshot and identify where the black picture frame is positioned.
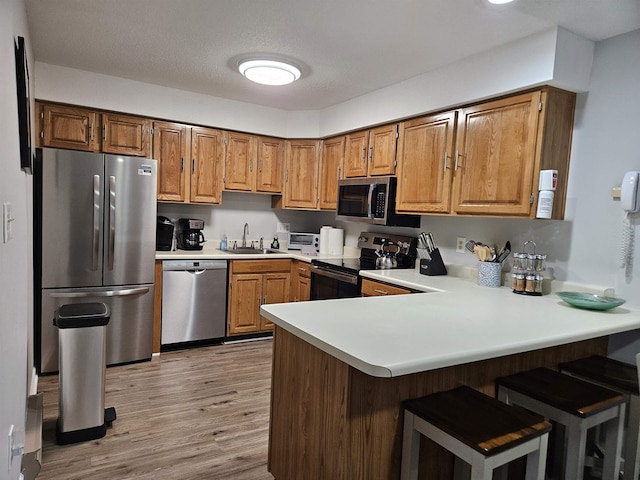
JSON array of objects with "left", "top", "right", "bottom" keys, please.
[{"left": 15, "top": 35, "right": 33, "bottom": 174}]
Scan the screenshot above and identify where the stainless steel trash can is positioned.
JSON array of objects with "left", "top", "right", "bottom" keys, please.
[{"left": 54, "top": 302, "right": 115, "bottom": 445}]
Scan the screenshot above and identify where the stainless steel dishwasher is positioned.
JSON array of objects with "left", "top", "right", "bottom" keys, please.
[{"left": 161, "top": 259, "right": 227, "bottom": 346}]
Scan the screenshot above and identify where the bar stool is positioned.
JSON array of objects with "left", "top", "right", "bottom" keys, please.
[
  {"left": 497, "top": 367, "right": 626, "bottom": 480},
  {"left": 401, "top": 385, "right": 551, "bottom": 480},
  {"left": 559, "top": 354, "right": 640, "bottom": 480}
]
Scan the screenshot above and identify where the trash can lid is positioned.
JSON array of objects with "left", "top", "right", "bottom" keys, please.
[{"left": 54, "top": 302, "right": 111, "bottom": 329}]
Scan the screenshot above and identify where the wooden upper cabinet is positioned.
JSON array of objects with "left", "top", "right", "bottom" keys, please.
[
  {"left": 225, "top": 132, "right": 256, "bottom": 192},
  {"left": 451, "top": 91, "right": 541, "bottom": 217},
  {"left": 38, "top": 103, "right": 151, "bottom": 157},
  {"left": 344, "top": 130, "right": 369, "bottom": 177},
  {"left": 224, "top": 133, "right": 283, "bottom": 194},
  {"left": 368, "top": 124, "right": 398, "bottom": 176},
  {"left": 39, "top": 103, "right": 100, "bottom": 152},
  {"left": 318, "top": 136, "right": 345, "bottom": 210},
  {"left": 102, "top": 113, "right": 151, "bottom": 157},
  {"left": 256, "top": 136, "right": 284, "bottom": 193},
  {"left": 190, "top": 126, "right": 224, "bottom": 204},
  {"left": 396, "top": 112, "right": 457, "bottom": 214},
  {"left": 344, "top": 124, "right": 398, "bottom": 178},
  {"left": 154, "top": 121, "right": 190, "bottom": 202},
  {"left": 282, "top": 140, "right": 320, "bottom": 209}
]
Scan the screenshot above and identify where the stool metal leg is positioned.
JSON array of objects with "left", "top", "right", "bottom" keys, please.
[
  {"left": 564, "top": 417, "right": 589, "bottom": 480},
  {"left": 524, "top": 433, "right": 548, "bottom": 480},
  {"left": 401, "top": 411, "right": 420, "bottom": 480},
  {"left": 625, "top": 395, "right": 640, "bottom": 480},
  {"left": 603, "top": 404, "right": 626, "bottom": 480}
]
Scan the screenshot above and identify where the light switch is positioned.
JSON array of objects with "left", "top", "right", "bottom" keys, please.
[{"left": 3, "top": 203, "right": 14, "bottom": 243}]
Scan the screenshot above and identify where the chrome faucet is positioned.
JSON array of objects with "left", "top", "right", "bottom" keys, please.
[{"left": 242, "top": 223, "right": 249, "bottom": 247}]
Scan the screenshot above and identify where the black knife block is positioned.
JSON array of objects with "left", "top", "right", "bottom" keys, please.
[{"left": 419, "top": 248, "right": 448, "bottom": 276}]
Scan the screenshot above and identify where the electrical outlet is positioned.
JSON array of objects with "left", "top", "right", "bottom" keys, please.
[
  {"left": 276, "top": 222, "right": 290, "bottom": 233},
  {"left": 456, "top": 237, "right": 466, "bottom": 253}
]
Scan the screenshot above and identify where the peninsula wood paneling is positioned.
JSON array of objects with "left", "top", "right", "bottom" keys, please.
[{"left": 269, "top": 326, "right": 608, "bottom": 480}]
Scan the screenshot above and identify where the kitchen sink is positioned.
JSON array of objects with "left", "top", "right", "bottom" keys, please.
[{"left": 220, "top": 247, "right": 282, "bottom": 255}]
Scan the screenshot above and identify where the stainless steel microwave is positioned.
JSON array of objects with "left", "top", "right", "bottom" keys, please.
[{"left": 335, "top": 176, "right": 420, "bottom": 227}]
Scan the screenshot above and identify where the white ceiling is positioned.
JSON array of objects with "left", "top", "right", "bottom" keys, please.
[{"left": 25, "top": 0, "right": 640, "bottom": 111}]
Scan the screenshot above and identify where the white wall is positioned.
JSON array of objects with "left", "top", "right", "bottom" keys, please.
[
  {"left": 0, "top": 0, "right": 32, "bottom": 478},
  {"left": 35, "top": 27, "right": 593, "bottom": 139},
  {"left": 158, "top": 193, "right": 335, "bottom": 248}
]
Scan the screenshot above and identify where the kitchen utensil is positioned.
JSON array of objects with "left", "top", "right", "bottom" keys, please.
[
  {"left": 556, "top": 292, "right": 626, "bottom": 310},
  {"left": 473, "top": 245, "right": 492, "bottom": 262},
  {"left": 465, "top": 240, "right": 477, "bottom": 253},
  {"left": 496, "top": 248, "right": 511, "bottom": 264}
]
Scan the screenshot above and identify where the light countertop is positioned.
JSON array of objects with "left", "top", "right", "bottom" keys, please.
[
  {"left": 156, "top": 244, "right": 359, "bottom": 262},
  {"left": 260, "top": 270, "right": 640, "bottom": 378}
]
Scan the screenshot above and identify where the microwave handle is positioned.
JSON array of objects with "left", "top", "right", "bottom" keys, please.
[{"left": 368, "top": 183, "right": 375, "bottom": 218}]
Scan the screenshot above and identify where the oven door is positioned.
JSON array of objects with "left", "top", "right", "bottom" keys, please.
[{"left": 310, "top": 265, "right": 360, "bottom": 300}]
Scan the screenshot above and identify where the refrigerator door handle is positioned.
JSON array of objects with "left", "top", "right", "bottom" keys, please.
[
  {"left": 108, "top": 175, "right": 116, "bottom": 270},
  {"left": 50, "top": 287, "right": 150, "bottom": 298},
  {"left": 92, "top": 174, "right": 101, "bottom": 271}
]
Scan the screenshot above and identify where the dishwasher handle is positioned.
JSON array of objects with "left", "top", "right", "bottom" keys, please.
[{"left": 162, "top": 260, "right": 227, "bottom": 271}]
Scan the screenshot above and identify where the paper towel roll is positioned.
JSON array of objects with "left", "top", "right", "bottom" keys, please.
[
  {"left": 329, "top": 228, "right": 344, "bottom": 256},
  {"left": 319, "top": 226, "right": 332, "bottom": 254}
]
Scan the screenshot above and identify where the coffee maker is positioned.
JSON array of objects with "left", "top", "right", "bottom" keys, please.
[
  {"left": 156, "top": 216, "right": 174, "bottom": 251},
  {"left": 176, "top": 218, "right": 206, "bottom": 250}
]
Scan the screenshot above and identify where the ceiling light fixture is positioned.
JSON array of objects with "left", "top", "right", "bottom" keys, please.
[
  {"left": 238, "top": 59, "right": 301, "bottom": 86},
  {"left": 487, "top": 0, "right": 515, "bottom": 4}
]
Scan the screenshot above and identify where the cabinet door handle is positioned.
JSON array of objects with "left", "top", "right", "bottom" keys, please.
[
  {"left": 250, "top": 158, "right": 253, "bottom": 172},
  {"left": 259, "top": 158, "right": 263, "bottom": 172},
  {"left": 374, "top": 289, "right": 389, "bottom": 295},
  {"left": 443, "top": 152, "right": 449, "bottom": 172},
  {"left": 102, "top": 125, "right": 106, "bottom": 142},
  {"left": 455, "top": 150, "right": 464, "bottom": 170},
  {"left": 361, "top": 146, "right": 366, "bottom": 162},
  {"left": 88, "top": 124, "right": 93, "bottom": 141},
  {"left": 181, "top": 158, "right": 184, "bottom": 172},
  {"left": 192, "top": 158, "right": 196, "bottom": 174},
  {"left": 368, "top": 145, "right": 373, "bottom": 163}
]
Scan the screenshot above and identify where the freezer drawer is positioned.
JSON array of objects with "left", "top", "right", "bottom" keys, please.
[{"left": 39, "top": 284, "right": 154, "bottom": 374}]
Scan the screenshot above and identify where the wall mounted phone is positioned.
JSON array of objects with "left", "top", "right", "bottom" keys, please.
[
  {"left": 619, "top": 170, "right": 639, "bottom": 271},
  {"left": 621, "top": 171, "right": 640, "bottom": 213}
]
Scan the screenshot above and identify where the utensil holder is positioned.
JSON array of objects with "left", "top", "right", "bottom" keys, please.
[
  {"left": 477, "top": 261, "right": 502, "bottom": 287},
  {"left": 419, "top": 248, "right": 447, "bottom": 276}
]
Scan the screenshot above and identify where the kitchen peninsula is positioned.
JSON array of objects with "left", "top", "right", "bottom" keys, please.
[{"left": 260, "top": 276, "right": 640, "bottom": 480}]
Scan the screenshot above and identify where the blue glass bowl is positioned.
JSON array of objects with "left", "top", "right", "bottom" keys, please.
[{"left": 556, "top": 291, "right": 626, "bottom": 311}]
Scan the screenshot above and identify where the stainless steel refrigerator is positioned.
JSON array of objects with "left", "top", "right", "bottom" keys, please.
[{"left": 35, "top": 148, "right": 157, "bottom": 374}]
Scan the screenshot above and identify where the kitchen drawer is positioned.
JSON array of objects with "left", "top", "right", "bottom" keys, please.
[
  {"left": 361, "top": 278, "right": 413, "bottom": 297},
  {"left": 293, "top": 261, "right": 311, "bottom": 278},
  {"left": 230, "top": 259, "right": 291, "bottom": 274}
]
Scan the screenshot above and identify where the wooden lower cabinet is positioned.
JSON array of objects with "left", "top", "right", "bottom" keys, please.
[
  {"left": 361, "top": 278, "right": 413, "bottom": 296},
  {"left": 227, "top": 259, "right": 291, "bottom": 336},
  {"left": 290, "top": 260, "right": 311, "bottom": 302}
]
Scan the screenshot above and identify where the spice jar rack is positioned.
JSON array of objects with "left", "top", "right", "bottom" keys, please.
[{"left": 511, "top": 240, "right": 546, "bottom": 296}]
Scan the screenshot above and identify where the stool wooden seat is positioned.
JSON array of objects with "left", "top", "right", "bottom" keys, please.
[
  {"left": 497, "top": 367, "right": 626, "bottom": 480},
  {"left": 401, "top": 385, "right": 551, "bottom": 480},
  {"left": 559, "top": 355, "right": 640, "bottom": 480}
]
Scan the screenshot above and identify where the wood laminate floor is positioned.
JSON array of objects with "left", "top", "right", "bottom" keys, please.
[{"left": 37, "top": 340, "right": 274, "bottom": 480}]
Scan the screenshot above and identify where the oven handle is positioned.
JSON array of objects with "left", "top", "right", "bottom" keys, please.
[{"left": 311, "top": 265, "right": 358, "bottom": 285}]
